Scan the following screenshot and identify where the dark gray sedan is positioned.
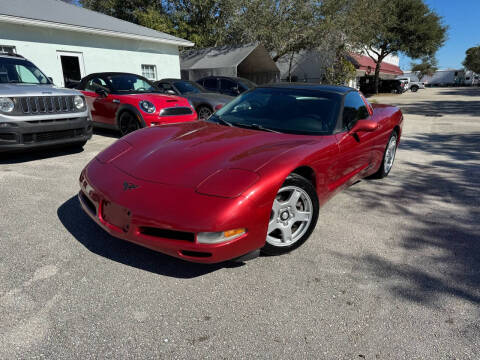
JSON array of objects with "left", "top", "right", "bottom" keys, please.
[{"left": 155, "top": 79, "right": 234, "bottom": 120}]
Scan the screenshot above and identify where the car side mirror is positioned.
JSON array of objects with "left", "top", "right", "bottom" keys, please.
[
  {"left": 166, "top": 89, "right": 176, "bottom": 95},
  {"left": 95, "top": 88, "right": 109, "bottom": 97},
  {"left": 350, "top": 119, "right": 378, "bottom": 133}
]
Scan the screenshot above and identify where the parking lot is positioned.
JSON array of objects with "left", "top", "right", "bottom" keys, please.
[{"left": 1, "top": 87, "right": 479, "bottom": 359}]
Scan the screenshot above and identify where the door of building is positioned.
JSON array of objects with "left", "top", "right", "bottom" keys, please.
[{"left": 57, "top": 51, "right": 85, "bottom": 88}]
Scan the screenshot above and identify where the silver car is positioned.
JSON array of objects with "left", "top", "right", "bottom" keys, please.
[
  {"left": 0, "top": 53, "right": 92, "bottom": 152},
  {"left": 155, "top": 79, "right": 233, "bottom": 120}
]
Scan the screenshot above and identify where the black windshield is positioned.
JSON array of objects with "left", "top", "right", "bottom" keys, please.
[
  {"left": 0, "top": 57, "right": 51, "bottom": 84},
  {"left": 104, "top": 74, "right": 160, "bottom": 94},
  {"left": 211, "top": 88, "right": 341, "bottom": 135}
]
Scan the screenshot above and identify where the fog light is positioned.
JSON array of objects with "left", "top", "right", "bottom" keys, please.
[{"left": 197, "top": 228, "right": 246, "bottom": 244}]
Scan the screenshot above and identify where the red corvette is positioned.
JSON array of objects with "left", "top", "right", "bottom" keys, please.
[
  {"left": 79, "top": 84, "right": 403, "bottom": 263},
  {"left": 78, "top": 73, "right": 197, "bottom": 136}
]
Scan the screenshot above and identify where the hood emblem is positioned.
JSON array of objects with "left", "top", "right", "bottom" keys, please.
[{"left": 123, "top": 182, "right": 139, "bottom": 191}]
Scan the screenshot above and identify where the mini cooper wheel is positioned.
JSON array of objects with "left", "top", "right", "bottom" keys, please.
[
  {"left": 372, "top": 131, "right": 398, "bottom": 179},
  {"left": 119, "top": 111, "right": 140, "bottom": 136},
  {"left": 197, "top": 106, "right": 212, "bottom": 120},
  {"left": 262, "top": 174, "right": 319, "bottom": 255}
]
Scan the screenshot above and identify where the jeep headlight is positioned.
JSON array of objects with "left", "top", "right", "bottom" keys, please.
[
  {"left": 139, "top": 100, "right": 156, "bottom": 114},
  {"left": 0, "top": 97, "right": 14, "bottom": 113},
  {"left": 74, "top": 95, "right": 85, "bottom": 110}
]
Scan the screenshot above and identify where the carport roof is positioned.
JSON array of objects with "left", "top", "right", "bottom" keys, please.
[
  {"left": 349, "top": 54, "right": 403, "bottom": 75},
  {"left": 0, "top": 0, "right": 194, "bottom": 47},
  {"left": 181, "top": 43, "right": 261, "bottom": 70}
]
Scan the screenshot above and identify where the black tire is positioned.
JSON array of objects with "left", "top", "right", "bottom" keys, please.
[
  {"left": 410, "top": 86, "right": 419, "bottom": 92},
  {"left": 119, "top": 111, "right": 140, "bottom": 136},
  {"left": 370, "top": 130, "right": 398, "bottom": 179},
  {"left": 196, "top": 105, "right": 213, "bottom": 120},
  {"left": 262, "top": 173, "right": 319, "bottom": 256}
]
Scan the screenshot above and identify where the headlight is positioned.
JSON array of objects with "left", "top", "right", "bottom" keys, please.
[
  {"left": 74, "top": 95, "right": 85, "bottom": 110},
  {"left": 0, "top": 97, "right": 14, "bottom": 113},
  {"left": 139, "top": 100, "right": 156, "bottom": 114},
  {"left": 196, "top": 168, "right": 259, "bottom": 198},
  {"left": 197, "top": 228, "right": 246, "bottom": 244}
]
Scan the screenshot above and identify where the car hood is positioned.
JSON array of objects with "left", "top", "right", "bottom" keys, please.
[
  {"left": 111, "top": 121, "right": 315, "bottom": 187},
  {"left": 119, "top": 93, "right": 190, "bottom": 107},
  {"left": 185, "top": 92, "right": 234, "bottom": 103},
  {"left": 0, "top": 83, "right": 82, "bottom": 96}
]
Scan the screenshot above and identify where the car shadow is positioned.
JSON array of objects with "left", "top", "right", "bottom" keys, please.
[
  {"left": 0, "top": 145, "right": 84, "bottom": 164},
  {"left": 93, "top": 127, "right": 121, "bottom": 139},
  {"left": 57, "top": 196, "right": 243, "bottom": 278},
  {"left": 334, "top": 131, "right": 480, "bottom": 307}
]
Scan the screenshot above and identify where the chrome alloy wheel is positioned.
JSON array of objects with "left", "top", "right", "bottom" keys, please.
[
  {"left": 267, "top": 186, "right": 313, "bottom": 247},
  {"left": 384, "top": 133, "right": 398, "bottom": 174},
  {"left": 197, "top": 106, "right": 212, "bottom": 120}
]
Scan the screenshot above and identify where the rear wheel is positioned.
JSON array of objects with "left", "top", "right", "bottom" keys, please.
[
  {"left": 262, "top": 174, "right": 319, "bottom": 256},
  {"left": 119, "top": 111, "right": 140, "bottom": 136},
  {"left": 371, "top": 131, "right": 398, "bottom": 179},
  {"left": 197, "top": 106, "right": 212, "bottom": 120}
]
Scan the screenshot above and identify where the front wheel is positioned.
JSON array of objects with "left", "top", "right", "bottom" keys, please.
[
  {"left": 119, "top": 111, "right": 140, "bottom": 136},
  {"left": 196, "top": 106, "right": 212, "bottom": 120},
  {"left": 262, "top": 174, "right": 319, "bottom": 256},
  {"left": 411, "top": 86, "right": 419, "bottom": 92}
]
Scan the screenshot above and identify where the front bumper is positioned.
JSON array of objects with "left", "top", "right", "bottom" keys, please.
[
  {"left": 0, "top": 117, "right": 92, "bottom": 152},
  {"left": 78, "top": 159, "right": 268, "bottom": 264}
]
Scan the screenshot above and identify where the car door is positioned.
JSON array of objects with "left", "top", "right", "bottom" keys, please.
[
  {"left": 82, "top": 76, "right": 119, "bottom": 126},
  {"left": 333, "top": 91, "right": 378, "bottom": 188}
]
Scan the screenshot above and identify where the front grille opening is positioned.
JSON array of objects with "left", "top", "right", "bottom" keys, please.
[
  {"left": 139, "top": 227, "right": 195, "bottom": 242},
  {"left": 180, "top": 250, "right": 212, "bottom": 258},
  {"left": 80, "top": 191, "right": 96, "bottom": 215},
  {"left": 22, "top": 128, "right": 84, "bottom": 143},
  {"left": 160, "top": 107, "right": 193, "bottom": 116},
  {"left": 15, "top": 96, "right": 80, "bottom": 115},
  {"left": 0, "top": 133, "right": 16, "bottom": 141}
]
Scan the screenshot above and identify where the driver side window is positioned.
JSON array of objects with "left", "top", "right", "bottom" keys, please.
[
  {"left": 85, "top": 77, "right": 107, "bottom": 92},
  {"left": 342, "top": 92, "right": 369, "bottom": 129}
]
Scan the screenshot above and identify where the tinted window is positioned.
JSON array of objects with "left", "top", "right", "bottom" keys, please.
[
  {"left": 85, "top": 77, "right": 108, "bottom": 92},
  {"left": 156, "top": 82, "right": 175, "bottom": 92},
  {"left": 213, "top": 88, "right": 341, "bottom": 135},
  {"left": 220, "top": 79, "right": 237, "bottom": 91},
  {"left": 342, "top": 92, "right": 369, "bottom": 128},
  {"left": 202, "top": 78, "right": 217, "bottom": 90},
  {"left": 174, "top": 81, "right": 203, "bottom": 94}
]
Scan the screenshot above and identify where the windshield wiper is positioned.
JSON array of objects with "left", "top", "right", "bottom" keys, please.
[
  {"left": 236, "top": 123, "right": 281, "bottom": 133},
  {"left": 212, "top": 115, "right": 233, "bottom": 127}
]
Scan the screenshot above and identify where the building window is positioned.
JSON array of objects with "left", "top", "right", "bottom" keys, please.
[
  {"left": 0, "top": 45, "right": 16, "bottom": 54},
  {"left": 141, "top": 64, "right": 157, "bottom": 81}
]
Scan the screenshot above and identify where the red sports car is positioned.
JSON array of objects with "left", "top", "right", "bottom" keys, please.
[
  {"left": 78, "top": 73, "right": 197, "bottom": 136},
  {"left": 78, "top": 84, "right": 403, "bottom": 263}
]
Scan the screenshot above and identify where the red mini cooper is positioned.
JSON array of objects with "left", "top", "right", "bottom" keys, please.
[{"left": 78, "top": 72, "right": 197, "bottom": 136}]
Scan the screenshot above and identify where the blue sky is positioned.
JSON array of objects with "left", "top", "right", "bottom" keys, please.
[{"left": 399, "top": 0, "right": 480, "bottom": 70}]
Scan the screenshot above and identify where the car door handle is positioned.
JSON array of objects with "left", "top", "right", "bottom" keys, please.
[{"left": 112, "top": 99, "right": 120, "bottom": 104}]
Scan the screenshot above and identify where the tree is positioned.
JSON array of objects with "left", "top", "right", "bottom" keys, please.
[
  {"left": 411, "top": 56, "right": 438, "bottom": 81},
  {"left": 463, "top": 46, "right": 480, "bottom": 74},
  {"left": 80, "top": 0, "right": 153, "bottom": 24},
  {"left": 350, "top": 0, "right": 447, "bottom": 93}
]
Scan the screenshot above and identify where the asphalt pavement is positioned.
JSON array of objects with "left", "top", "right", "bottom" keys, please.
[{"left": 0, "top": 87, "right": 479, "bottom": 359}]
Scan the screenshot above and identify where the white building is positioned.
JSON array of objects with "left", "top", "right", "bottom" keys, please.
[{"left": 0, "top": 0, "right": 193, "bottom": 87}]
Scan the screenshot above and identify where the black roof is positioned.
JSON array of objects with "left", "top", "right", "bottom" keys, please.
[
  {"left": 157, "top": 78, "right": 189, "bottom": 82},
  {"left": 260, "top": 83, "right": 355, "bottom": 94}
]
